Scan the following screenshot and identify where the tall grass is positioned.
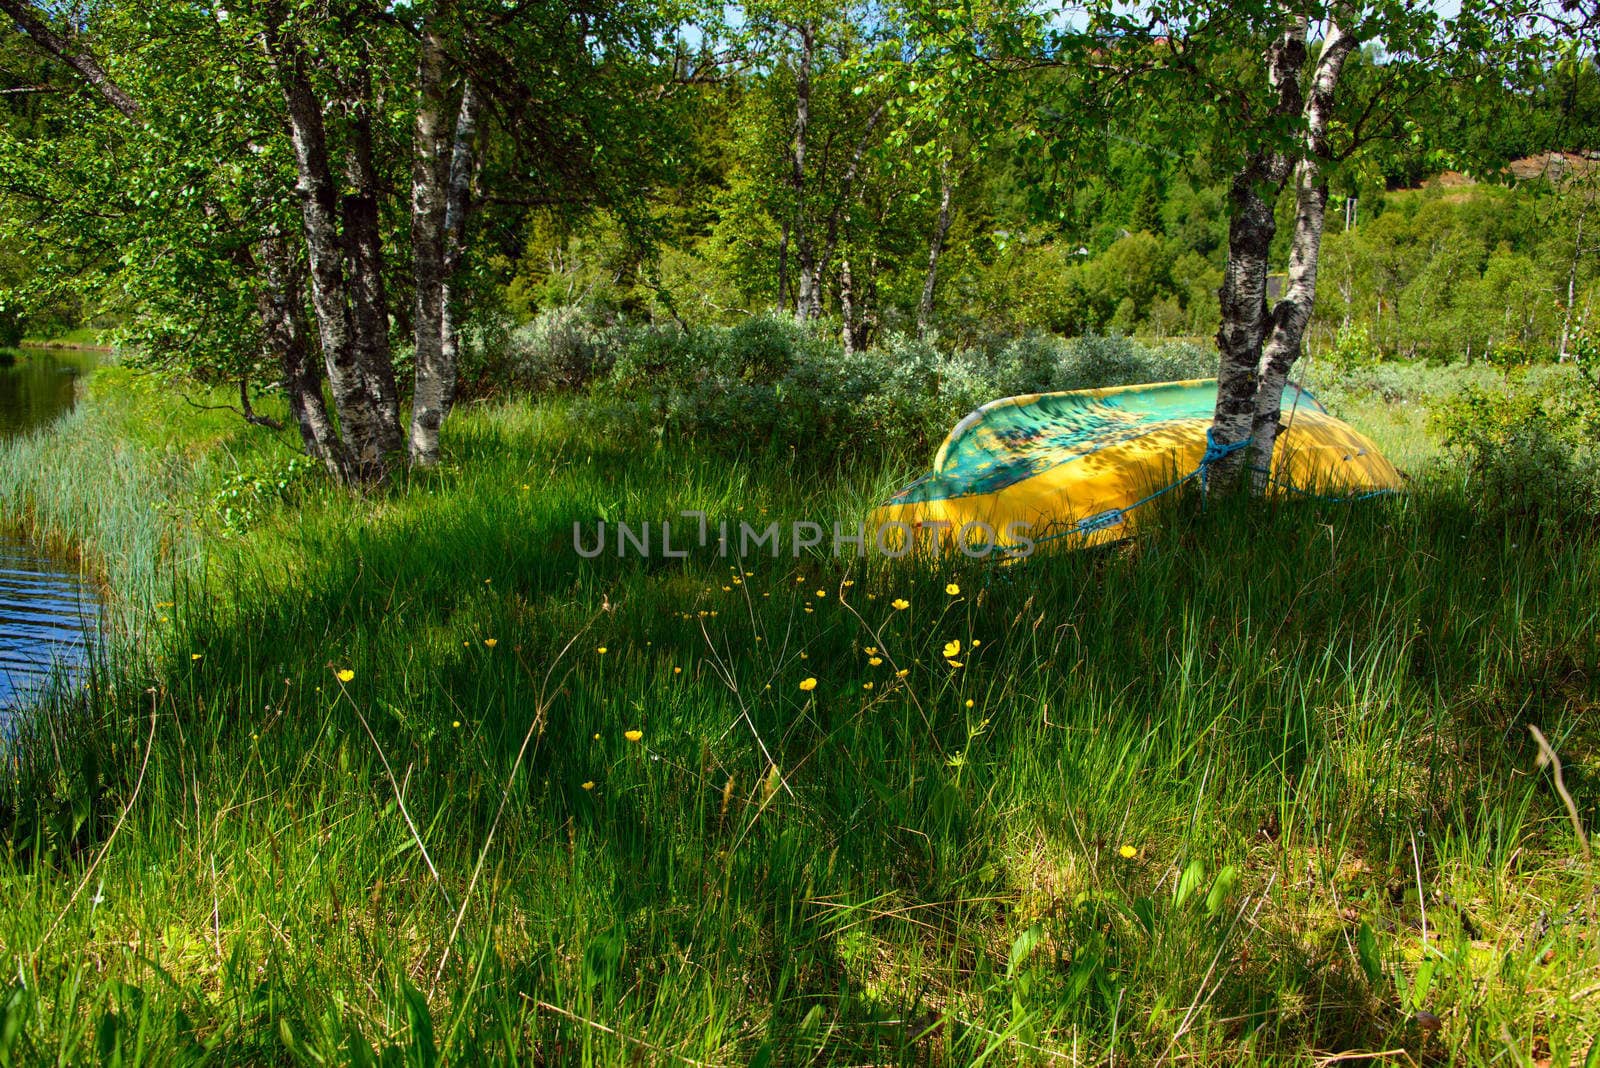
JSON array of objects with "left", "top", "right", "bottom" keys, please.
[
  {"left": 0, "top": 391, "right": 192, "bottom": 643},
  {"left": 0, "top": 368, "right": 1595, "bottom": 1065}
]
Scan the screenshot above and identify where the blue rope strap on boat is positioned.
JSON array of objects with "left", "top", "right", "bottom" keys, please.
[{"left": 1198, "top": 428, "right": 1251, "bottom": 493}]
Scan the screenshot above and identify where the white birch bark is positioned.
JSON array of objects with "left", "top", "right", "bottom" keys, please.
[
  {"left": 1249, "top": 16, "right": 1358, "bottom": 490},
  {"left": 408, "top": 16, "right": 453, "bottom": 466}
]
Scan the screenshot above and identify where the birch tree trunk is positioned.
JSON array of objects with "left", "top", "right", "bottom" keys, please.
[
  {"left": 266, "top": 20, "right": 402, "bottom": 482},
  {"left": 1206, "top": 14, "right": 1305, "bottom": 487},
  {"left": 839, "top": 256, "right": 856, "bottom": 354},
  {"left": 1557, "top": 198, "right": 1589, "bottom": 362},
  {"left": 438, "top": 81, "right": 481, "bottom": 424},
  {"left": 918, "top": 159, "right": 954, "bottom": 338},
  {"left": 256, "top": 235, "right": 349, "bottom": 478},
  {"left": 338, "top": 62, "right": 404, "bottom": 460},
  {"left": 408, "top": 18, "right": 453, "bottom": 466},
  {"left": 1248, "top": 18, "right": 1357, "bottom": 489},
  {"left": 790, "top": 22, "right": 817, "bottom": 321},
  {"left": 815, "top": 102, "right": 884, "bottom": 320}
]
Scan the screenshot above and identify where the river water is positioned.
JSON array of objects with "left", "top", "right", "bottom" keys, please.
[{"left": 0, "top": 349, "right": 100, "bottom": 711}]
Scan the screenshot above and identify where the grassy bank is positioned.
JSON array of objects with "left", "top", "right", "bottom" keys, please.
[{"left": 0, "top": 365, "right": 1596, "bottom": 1065}]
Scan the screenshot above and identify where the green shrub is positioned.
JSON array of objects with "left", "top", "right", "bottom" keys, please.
[
  {"left": 492, "top": 309, "right": 1219, "bottom": 458},
  {"left": 211, "top": 455, "right": 318, "bottom": 536},
  {"left": 1430, "top": 373, "right": 1600, "bottom": 522},
  {"left": 595, "top": 317, "right": 1215, "bottom": 457}
]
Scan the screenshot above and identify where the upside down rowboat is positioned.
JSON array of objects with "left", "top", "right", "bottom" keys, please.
[{"left": 871, "top": 379, "right": 1402, "bottom": 554}]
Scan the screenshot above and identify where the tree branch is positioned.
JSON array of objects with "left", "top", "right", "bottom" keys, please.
[{"left": 0, "top": 0, "right": 142, "bottom": 119}]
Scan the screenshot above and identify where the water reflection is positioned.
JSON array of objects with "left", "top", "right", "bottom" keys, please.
[{"left": 0, "top": 348, "right": 101, "bottom": 712}]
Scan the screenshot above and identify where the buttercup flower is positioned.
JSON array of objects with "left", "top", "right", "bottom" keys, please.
[
  {"left": 946, "top": 583, "right": 961, "bottom": 596},
  {"left": 336, "top": 668, "right": 354, "bottom": 682},
  {"left": 582, "top": 781, "right": 596, "bottom": 791},
  {"left": 868, "top": 657, "right": 883, "bottom": 667},
  {"left": 484, "top": 638, "right": 498, "bottom": 648},
  {"left": 896, "top": 668, "right": 909, "bottom": 678},
  {"left": 891, "top": 598, "right": 910, "bottom": 611},
  {"left": 943, "top": 640, "right": 962, "bottom": 658},
  {"left": 597, "top": 646, "right": 608, "bottom": 655},
  {"left": 862, "top": 682, "right": 874, "bottom": 691},
  {"left": 799, "top": 677, "right": 817, "bottom": 692},
  {"left": 624, "top": 729, "right": 643, "bottom": 742},
  {"left": 1119, "top": 845, "right": 1138, "bottom": 859}
]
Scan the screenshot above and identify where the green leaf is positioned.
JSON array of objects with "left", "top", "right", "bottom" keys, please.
[
  {"left": 1008, "top": 923, "right": 1046, "bottom": 977},
  {"left": 1204, "top": 864, "right": 1240, "bottom": 916},
  {"left": 1175, "top": 859, "right": 1206, "bottom": 908},
  {"left": 1356, "top": 923, "right": 1383, "bottom": 986}
]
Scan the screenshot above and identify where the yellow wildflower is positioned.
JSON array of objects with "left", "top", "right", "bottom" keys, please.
[
  {"left": 862, "top": 682, "right": 874, "bottom": 691},
  {"left": 946, "top": 583, "right": 961, "bottom": 596},
  {"left": 597, "top": 646, "right": 608, "bottom": 655},
  {"left": 624, "top": 729, "right": 643, "bottom": 742},
  {"left": 191, "top": 653, "right": 203, "bottom": 662},
  {"left": 891, "top": 598, "right": 910, "bottom": 611},
  {"left": 336, "top": 668, "right": 354, "bottom": 682},
  {"left": 815, "top": 590, "right": 826, "bottom": 598},
  {"left": 452, "top": 720, "right": 462, "bottom": 728},
  {"left": 943, "top": 639, "right": 962, "bottom": 658},
  {"left": 1119, "top": 845, "right": 1138, "bottom": 859},
  {"left": 864, "top": 646, "right": 878, "bottom": 656},
  {"left": 896, "top": 668, "right": 909, "bottom": 678},
  {"left": 799, "top": 677, "right": 817, "bottom": 692},
  {"left": 484, "top": 638, "right": 498, "bottom": 648},
  {"left": 868, "top": 657, "right": 883, "bottom": 667},
  {"left": 582, "top": 781, "right": 596, "bottom": 791},
  {"left": 964, "top": 699, "right": 974, "bottom": 708},
  {"left": 673, "top": 666, "right": 683, "bottom": 674}
]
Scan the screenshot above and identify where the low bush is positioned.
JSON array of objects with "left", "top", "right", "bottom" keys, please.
[
  {"left": 1428, "top": 343, "right": 1600, "bottom": 522},
  {"left": 473, "top": 308, "right": 1216, "bottom": 458}
]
